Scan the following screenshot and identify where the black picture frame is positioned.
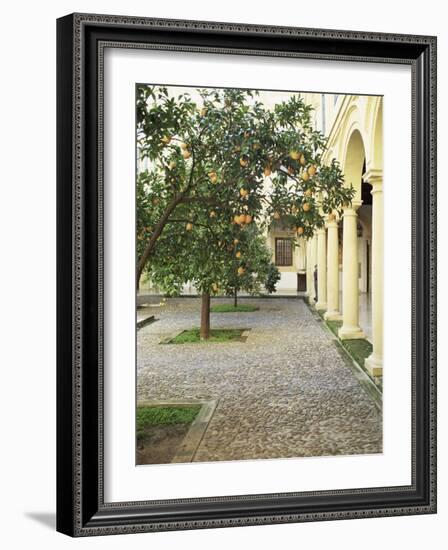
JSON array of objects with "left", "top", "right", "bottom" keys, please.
[{"left": 57, "top": 13, "right": 437, "bottom": 537}]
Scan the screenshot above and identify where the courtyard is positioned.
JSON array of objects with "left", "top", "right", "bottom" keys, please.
[{"left": 137, "top": 297, "right": 382, "bottom": 463}]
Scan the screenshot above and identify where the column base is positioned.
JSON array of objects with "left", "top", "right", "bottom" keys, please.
[
  {"left": 338, "top": 325, "right": 365, "bottom": 340},
  {"left": 315, "top": 301, "right": 327, "bottom": 311},
  {"left": 365, "top": 353, "right": 383, "bottom": 377},
  {"left": 324, "top": 310, "right": 342, "bottom": 321}
]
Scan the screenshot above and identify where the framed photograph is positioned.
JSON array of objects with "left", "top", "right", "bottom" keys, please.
[{"left": 56, "top": 13, "right": 437, "bottom": 536}]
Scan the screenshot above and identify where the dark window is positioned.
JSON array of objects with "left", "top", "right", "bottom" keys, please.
[{"left": 275, "top": 238, "right": 293, "bottom": 266}]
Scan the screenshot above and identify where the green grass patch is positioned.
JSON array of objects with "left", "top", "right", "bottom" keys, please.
[
  {"left": 166, "top": 328, "right": 245, "bottom": 344},
  {"left": 305, "top": 299, "right": 379, "bottom": 385},
  {"left": 210, "top": 304, "right": 259, "bottom": 313},
  {"left": 326, "top": 320, "right": 343, "bottom": 337},
  {"left": 324, "top": 319, "right": 372, "bottom": 367},
  {"left": 136, "top": 406, "right": 200, "bottom": 439},
  {"left": 342, "top": 338, "right": 373, "bottom": 368}
]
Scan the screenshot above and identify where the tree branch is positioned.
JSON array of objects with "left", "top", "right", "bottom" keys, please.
[{"left": 136, "top": 194, "right": 184, "bottom": 285}]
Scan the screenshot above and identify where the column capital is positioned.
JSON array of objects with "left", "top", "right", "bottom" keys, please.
[
  {"left": 370, "top": 182, "right": 383, "bottom": 196},
  {"left": 326, "top": 211, "right": 339, "bottom": 225},
  {"left": 363, "top": 168, "right": 383, "bottom": 191},
  {"left": 343, "top": 200, "right": 362, "bottom": 215}
]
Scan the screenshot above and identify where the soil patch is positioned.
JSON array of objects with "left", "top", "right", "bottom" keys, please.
[{"left": 137, "top": 423, "right": 192, "bottom": 465}]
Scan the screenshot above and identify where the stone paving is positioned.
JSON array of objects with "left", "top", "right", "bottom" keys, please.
[{"left": 137, "top": 297, "right": 382, "bottom": 462}]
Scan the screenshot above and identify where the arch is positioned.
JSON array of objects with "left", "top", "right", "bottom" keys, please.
[
  {"left": 343, "top": 129, "right": 366, "bottom": 201},
  {"left": 366, "top": 97, "right": 383, "bottom": 173}
]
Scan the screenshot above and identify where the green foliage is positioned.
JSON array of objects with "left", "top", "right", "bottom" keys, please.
[
  {"left": 264, "top": 263, "right": 281, "bottom": 294},
  {"left": 136, "top": 406, "right": 200, "bottom": 439},
  {"left": 165, "top": 328, "right": 244, "bottom": 344},
  {"left": 136, "top": 85, "right": 355, "bottom": 294},
  {"left": 219, "top": 224, "right": 274, "bottom": 298},
  {"left": 210, "top": 304, "right": 259, "bottom": 313}
]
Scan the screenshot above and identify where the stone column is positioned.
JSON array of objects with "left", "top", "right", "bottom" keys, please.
[
  {"left": 315, "top": 228, "right": 327, "bottom": 311},
  {"left": 365, "top": 173, "right": 383, "bottom": 376},
  {"left": 306, "top": 239, "right": 314, "bottom": 303},
  {"left": 324, "top": 215, "right": 342, "bottom": 320},
  {"left": 310, "top": 235, "right": 318, "bottom": 305},
  {"left": 338, "top": 202, "right": 365, "bottom": 340}
]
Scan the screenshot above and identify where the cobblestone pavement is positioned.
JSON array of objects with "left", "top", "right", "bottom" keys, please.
[{"left": 137, "top": 298, "right": 382, "bottom": 462}]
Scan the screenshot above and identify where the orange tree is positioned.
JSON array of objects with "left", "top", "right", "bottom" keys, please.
[
  {"left": 138, "top": 179, "right": 274, "bottom": 337},
  {"left": 137, "top": 85, "right": 354, "bottom": 338},
  {"left": 219, "top": 224, "right": 279, "bottom": 308}
]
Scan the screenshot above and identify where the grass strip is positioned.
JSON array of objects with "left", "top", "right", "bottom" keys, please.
[
  {"left": 136, "top": 406, "right": 201, "bottom": 439},
  {"left": 210, "top": 304, "right": 259, "bottom": 313},
  {"left": 167, "top": 328, "right": 244, "bottom": 344}
]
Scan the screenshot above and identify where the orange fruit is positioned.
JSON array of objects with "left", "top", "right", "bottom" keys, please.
[
  {"left": 209, "top": 211, "right": 216, "bottom": 218},
  {"left": 302, "top": 172, "right": 309, "bottom": 182},
  {"left": 308, "top": 165, "right": 317, "bottom": 176},
  {"left": 245, "top": 214, "right": 253, "bottom": 224},
  {"left": 290, "top": 150, "right": 300, "bottom": 160},
  {"left": 264, "top": 167, "right": 272, "bottom": 177},
  {"left": 300, "top": 154, "right": 306, "bottom": 165},
  {"left": 180, "top": 142, "right": 188, "bottom": 150},
  {"left": 237, "top": 266, "right": 245, "bottom": 275},
  {"left": 208, "top": 171, "right": 218, "bottom": 184},
  {"left": 304, "top": 188, "right": 312, "bottom": 197},
  {"left": 240, "top": 188, "right": 248, "bottom": 197},
  {"left": 236, "top": 251, "right": 242, "bottom": 258},
  {"left": 234, "top": 238, "right": 239, "bottom": 245},
  {"left": 182, "top": 150, "right": 191, "bottom": 159},
  {"left": 240, "top": 158, "right": 249, "bottom": 167},
  {"left": 296, "top": 226, "right": 304, "bottom": 235},
  {"left": 186, "top": 222, "right": 193, "bottom": 231},
  {"left": 303, "top": 202, "right": 310, "bottom": 212}
]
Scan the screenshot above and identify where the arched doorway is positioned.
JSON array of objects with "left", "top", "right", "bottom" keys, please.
[
  {"left": 338, "top": 129, "right": 367, "bottom": 340},
  {"left": 343, "top": 129, "right": 365, "bottom": 200}
]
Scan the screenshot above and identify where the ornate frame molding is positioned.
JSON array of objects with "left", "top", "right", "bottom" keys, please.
[{"left": 57, "top": 13, "right": 437, "bottom": 537}]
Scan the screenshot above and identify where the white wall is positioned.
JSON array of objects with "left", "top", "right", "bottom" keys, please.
[
  {"left": 277, "top": 271, "right": 298, "bottom": 291},
  {"left": 0, "top": 1, "right": 445, "bottom": 549}
]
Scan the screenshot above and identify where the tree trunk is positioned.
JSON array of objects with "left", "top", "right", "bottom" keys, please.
[
  {"left": 234, "top": 288, "right": 238, "bottom": 308},
  {"left": 136, "top": 194, "right": 184, "bottom": 288},
  {"left": 200, "top": 293, "right": 211, "bottom": 340}
]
